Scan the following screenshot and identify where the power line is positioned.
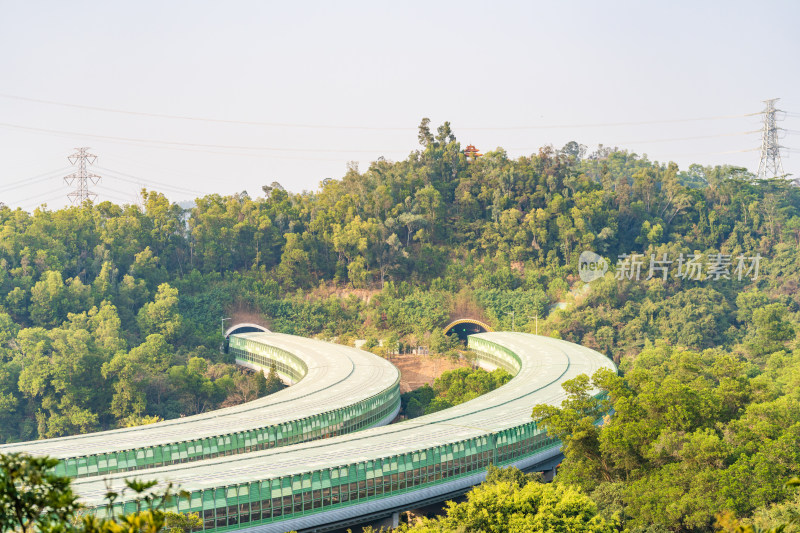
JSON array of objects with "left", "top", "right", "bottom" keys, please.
[
  {"left": 507, "top": 131, "right": 758, "bottom": 152},
  {"left": 102, "top": 153, "right": 229, "bottom": 183},
  {"left": 0, "top": 121, "right": 407, "bottom": 154},
  {"left": 0, "top": 92, "right": 760, "bottom": 131},
  {"left": 0, "top": 118, "right": 373, "bottom": 161},
  {"left": 18, "top": 185, "right": 136, "bottom": 211},
  {"left": 461, "top": 114, "right": 761, "bottom": 131},
  {"left": 0, "top": 120, "right": 762, "bottom": 161},
  {"left": 0, "top": 93, "right": 410, "bottom": 131},
  {"left": 634, "top": 147, "right": 760, "bottom": 158},
  {"left": 102, "top": 175, "right": 201, "bottom": 199},
  {"left": 92, "top": 184, "right": 139, "bottom": 204},
  {"left": 16, "top": 188, "right": 66, "bottom": 207},
  {"left": 4, "top": 155, "right": 68, "bottom": 174},
  {"left": 97, "top": 141, "right": 363, "bottom": 162},
  {"left": 616, "top": 130, "right": 759, "bottom": 145},
  {"left": 98, "top": 167, "right": 207, "bottom": 196},
  {"left": 103, "top": 145, "right": 351, "bottom": 162},
  {"left": 0, "top": 167, "right": 72, "bottom": 193},
  {"left": 21, "top": 196, "right": 66, "bottom": 211},
  {"left": 101, "top": 167, "right": 207, "bottom": 195}
]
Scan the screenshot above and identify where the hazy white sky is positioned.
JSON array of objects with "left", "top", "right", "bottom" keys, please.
[{"left": 1, "top": 0, "right": 798, "bottom": 210}]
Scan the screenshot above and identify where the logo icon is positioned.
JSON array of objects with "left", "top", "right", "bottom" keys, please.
[{"left": 579, "top": 251, "right": 608, "bottom": 283}]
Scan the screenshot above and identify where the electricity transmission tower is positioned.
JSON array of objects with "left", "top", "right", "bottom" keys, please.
[
  {"left": 64, "top": 147, "right": 101, "bottom": 204},
  {"left": 757, "top": 98, "right": 785, "bottom": 179}
]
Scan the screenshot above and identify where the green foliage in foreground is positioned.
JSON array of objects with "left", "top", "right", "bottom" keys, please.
[
  {"left": 2, "top": 454, "right": 799, "bottom": 533},
  {"left": 0, "top": 453, "right": 616, "bottom": 533},
  {"left": 394, "top": 466, "right": 622, "bottom": 533},
  {"left": 0, "top": 452, "right": 173, "bottom": 533},
  {"left": 532, "top": 344, "right": 800, "bottom": 532},
  {"left": 0, "top": 452, "right": 278, "bottom": 533},
  {"left": 0, "top": 454, "right": 77, "bottom": 533},
  {"left": 401, "top": 366, "right": 511, "bottom": 418}
]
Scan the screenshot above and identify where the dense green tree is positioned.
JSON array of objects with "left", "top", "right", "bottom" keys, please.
[
  {"left": 164, "top": 511, "right": 203, "bottom": 533},
  {"left": 401, "top": 367, "right": 511, "bottom": 419},
  {"left": 745, "top": 303, "right": 796, "bottom": 357},
  {"left": 15, "top": 325, "right": 104, "bottom": 438},
  {"left": 397, "top": 467, "right": 622, "bottom": 533},
  {"left": 136, "top": 283, "right": 183, "bottom": 343},
  {"left": 103, "top": 334, "right": 171, "bottom": 421},
  {"left": 484, "top": 464, "right": 543, "bottom": 487},
  {"left": 532, "top": 343, "right": 800, "bottom": 531},
  {"left": 28, "top": 271, "right": 90, "bottom": 328},
  {"left": 263, "top": 364, "right": 284, "bottom": 395},
  {"left": 276, "top": 233, "right": 312, "bottom": 290}
]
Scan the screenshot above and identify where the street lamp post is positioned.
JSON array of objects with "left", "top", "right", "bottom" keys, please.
[
  {"left": 507, "top": 311, "right": 515, "bottom": 332},
  {"left": 528, "top": 315, "right": 539, "bottom": 335},
  {"left": 221, "top": 317, "right": 232, "bottom": 337}
]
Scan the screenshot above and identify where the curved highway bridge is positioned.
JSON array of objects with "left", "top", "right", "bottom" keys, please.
[
  {"left": 0, "top": 333, "right": 400, "bottom": 478},
  {"left": 1, "top": 330, "right": 615, "bottom": 532}
]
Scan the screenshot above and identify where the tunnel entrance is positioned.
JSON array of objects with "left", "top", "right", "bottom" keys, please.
[
  {"left": 224, "top": 322, "right": 270, "bottom": 338},
  {"left": 443, "top": 319, "right": 492, "bottom": 343},
  {"left": 223, "top": 323, "right": 270, "bottom": 354}
]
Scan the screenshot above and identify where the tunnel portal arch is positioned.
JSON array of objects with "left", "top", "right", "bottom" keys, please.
[
  {"left": 224, "top": 322, "right": 270, "bottom": 338},
  {"left": 443, "top": 318, "right": 493, "bottom": 343}
]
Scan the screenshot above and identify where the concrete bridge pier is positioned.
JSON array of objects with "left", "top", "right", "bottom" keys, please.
[{"left": 369, "top": 511, "right": 400, "bottom": 530}]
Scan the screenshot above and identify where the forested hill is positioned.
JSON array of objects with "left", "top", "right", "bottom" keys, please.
[{"left": 0, "top": 120, "right": 798, "bottom": 443}]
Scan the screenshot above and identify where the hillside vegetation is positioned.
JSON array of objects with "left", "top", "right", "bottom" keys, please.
[{"left": 0, "top": 121, "right": 798, "bottom": 529}]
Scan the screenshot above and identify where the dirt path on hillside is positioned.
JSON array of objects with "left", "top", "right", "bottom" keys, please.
[{"left": 387, "top": 354, "right": 470, "bottom": 393}]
